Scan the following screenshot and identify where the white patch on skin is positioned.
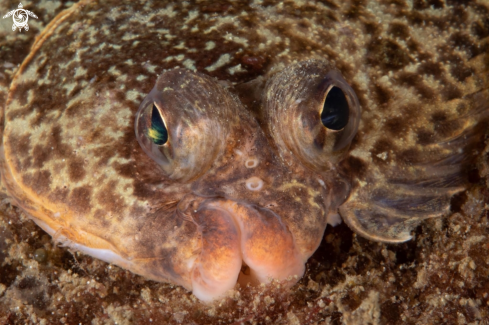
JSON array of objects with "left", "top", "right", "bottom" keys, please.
[
  {"left": 317, "top": 178, "right": 326, "bottom": 188},
  {"left": 164, "top": 54, "right": 185, "bottom": 63},
  {"left": 118, "top": 74, "right": 128, "bottom": 82},
  {"left": 109, "top": 43, "right": 122, "bottom": 50},
  {"left": 203, "top": 16, "right": 237, "bottom": 34},
  {"left": 155, "top": 28, "right": 171, "bottom": 35},
  {"left": 122, "top": 32, "right": 139, "bottom": 41},
  {"left": 94, "top": 40, "right": 107, "bottom": 51},
  {"left": 326, "top": 213, "right": 342, "bottom": 227},
  {"left": 53, "top": 212, "right": 61, "bottom": 218},
  {"left": 228, "top": 64, "right": 246, "bottom": 75},
  {"left": 174, "top": 41, "right": 186, "bottom": 49},
  {"left": 234, "top": 149, "right": 243, "bottom": 156},
  {"left": 205, "top": 41, "right": 216, "bottom": 50},
  {"left": 108, "top": 66, "right": 122, "bottom": 76},
  {"left": 85, "top": 28, "right": 101, "bottom": 45},
  {"left": 226, "top": 35, "right": 249, "bottom": 47},
  {"left": 376, "top": 152, "right": 388, "bottom": 160},
  {"left": 143, "top": 62, "right": 157, "bottom": 73},
  {"left": 183, "top": 59, "right": 196, "bottom": 71},
  {"left": 206, "top": 54, "right": 231, "bottom": 72},
  {"left": 245, "top": 158, "right": 259, "bottom": 168},
  {"left": 245, "top": 177, "right": 264, "bottom": 191},
  {"left": 74, "top": 66, "right": 87, "bottom": 78},
  {"left": 184, "top": 10, "right": 199, "bottom": 24},
  {"left": 158, "top": 4, "right": 177, "bottom": 18},
  {"left": 126, "top": 90, "right": 143, "bottom": 103},
  {"left": 63, "top": 82, "right": 77, "bottom": 95}
]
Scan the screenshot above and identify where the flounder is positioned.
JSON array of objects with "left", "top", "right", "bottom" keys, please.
[{"left": 1, "top": 0, "right": 488, "bottom": 303}]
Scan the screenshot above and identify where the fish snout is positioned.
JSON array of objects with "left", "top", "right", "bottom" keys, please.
[{"left": 188, "top": 199, "right": 305, "bottom": 302}]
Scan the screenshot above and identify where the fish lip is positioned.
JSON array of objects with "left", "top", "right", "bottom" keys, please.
[{"left": 190, "top": 197, "right": 306, "bottom": 289}]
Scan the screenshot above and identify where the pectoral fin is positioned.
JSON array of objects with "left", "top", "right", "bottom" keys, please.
[{"left": 340, "top": 89, "right": 489, "bottom": 243}]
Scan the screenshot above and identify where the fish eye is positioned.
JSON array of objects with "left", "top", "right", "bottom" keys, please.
[
  {"left": 148, "top": 104, "right": 168, "bottom": 145},
  {"left": 135, "top": 68, "right": 237, "bottom": 182},
  {"left": 321, "top": 86, "right": 349, "bottom": 131},
  {"left": 263, "top": 60, "right": 361, "bottom": 171}
]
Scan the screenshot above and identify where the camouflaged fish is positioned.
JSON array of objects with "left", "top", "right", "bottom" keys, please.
[{"left": 1, "top": 0, "right": 488, "bottom": 302}]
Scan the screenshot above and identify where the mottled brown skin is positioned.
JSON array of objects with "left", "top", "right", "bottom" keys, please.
[
  {"left": 0, "top": 1, "right": 77, "bottom": 122},
  {"left": 0, "top": 0, "right": 488, "bottom": 302}
]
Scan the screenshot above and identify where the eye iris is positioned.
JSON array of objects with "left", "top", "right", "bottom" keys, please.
[
  {"left": 321, "top": 86, "right": 349, "bottom": 131},
  {"left": 148, "top": 104, "right": 168, "bottom": 145}
]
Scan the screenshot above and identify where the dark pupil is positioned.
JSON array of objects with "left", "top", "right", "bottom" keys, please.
[
  {"left": 320, "top": 86, "right": 349, "bottom": 130},
  {"left": 149, "top": 104, "right": 168, "bottom": 145}
]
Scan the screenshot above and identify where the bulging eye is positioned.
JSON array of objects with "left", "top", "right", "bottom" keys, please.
[
  {"left": 135, "top": 69, "right": 238, "bottom": 182},
  {"left": 264, "top": 60, "right": 361, "bottom": 171},
  {"left": 321, "top": 86, "right": 349, "bottom": 131},
  {"left": 148, "top": 104, "right": 168, "bottom": 145}
]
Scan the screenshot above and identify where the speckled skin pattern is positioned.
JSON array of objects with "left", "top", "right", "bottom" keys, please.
[{"left": 1, "top": 0, "right": 488, "bottom": 304}]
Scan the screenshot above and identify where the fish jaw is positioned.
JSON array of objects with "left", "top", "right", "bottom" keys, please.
[{"left": 190, "top": 199, "right": 306, "bottom": 302}]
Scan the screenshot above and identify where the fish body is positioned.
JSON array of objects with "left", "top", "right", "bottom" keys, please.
[{"left": 1, "top": 0, "right": 488, "bottom": 302}]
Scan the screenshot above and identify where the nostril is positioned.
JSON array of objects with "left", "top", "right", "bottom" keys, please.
[
  {"left": 245, "top": 158, "right": 259, "bottom": 168},
  {"left": 245, "top": 177, "right": 264, "bottom": 191}
]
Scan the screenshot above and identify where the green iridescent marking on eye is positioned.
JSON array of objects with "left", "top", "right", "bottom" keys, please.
[{"left": 147, "top": 104, "right": 168, "bottom": 145}]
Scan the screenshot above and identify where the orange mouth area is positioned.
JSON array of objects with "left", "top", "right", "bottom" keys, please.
[{"left": 188, "top": 199, "right": 305, "bottom": 302}]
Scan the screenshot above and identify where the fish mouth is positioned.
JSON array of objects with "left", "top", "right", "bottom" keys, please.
[{"left": 184, "top": 197, "right": 306, "bottom": 302}]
